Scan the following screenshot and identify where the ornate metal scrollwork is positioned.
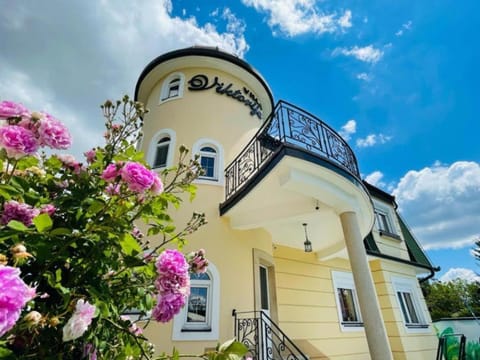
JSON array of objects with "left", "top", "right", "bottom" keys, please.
[
  {"left": 224, "top": 101, "right": 360, "bottom": 202},
  {"left": 233, "top": 311, "right": 308, "bottom": 360}
]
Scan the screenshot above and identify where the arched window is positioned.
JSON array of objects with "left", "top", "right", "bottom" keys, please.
[
  {"left": 147, "top": 129, "right": 176, "bottom": 169},
  {"left": 199, "top": 146, "right": 218, "bottom": 180},
  {"left": 183, "top": 272, "right": 212, "bottom": 331},
  {"left": 153, "top": 136, "right": 170, "bottom": 168},
  {"left": 173, "top": 263, "right": 220, "bottom": 340},
  {"left": 192, "top": 138, "right": 224, "bottom": 185},
  {"left": 160, "top": 73, "right": 185, "bottom": 102}
]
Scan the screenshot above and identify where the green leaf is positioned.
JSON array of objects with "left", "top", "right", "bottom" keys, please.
[
  {"left": 33, "top": 213, "right": 53, "bottom": 233},
  {"left": 87, "top": 199, "right": 106, "bottom": 215},
  {"left": 119, "top": 233, "right": 142, "bottom": 256},
  {"left": 0, "top": 184, "right": 22, "bottom": 199},
  {"left": 7, "top": 220, "right": 29, "bottom": 232},
  {"left": 16, "top": 155, "right": 39, "bottom": 170},
  {"left": 0, "top": 346, "right": 14, "bottom": 359},
  {"left": 50, "top": 227, "right": 72, "bottom": 236}
]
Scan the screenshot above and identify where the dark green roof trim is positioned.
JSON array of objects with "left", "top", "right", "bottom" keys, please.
[
  {"left": 134, "top": 46, "right": 275, "bottom": 111},
  {"left": 363, "top": 181, "right": 396, "bottom": 207},
  {"left": 364, "top": 233, "right": 380, "bottom": 253},
  {"left": 365, "top": 248, "right": 434, "bottom": 271},
  {"left": 363, "top": 213, "right": 437, "bottom": 273},
  {"left": 398, "top": 214, "right": 434, "bottom": 269}
]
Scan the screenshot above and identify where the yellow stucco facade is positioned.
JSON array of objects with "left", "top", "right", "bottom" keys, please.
[{"left": 135, "top": 47, "right": 438, "bottom": 359}]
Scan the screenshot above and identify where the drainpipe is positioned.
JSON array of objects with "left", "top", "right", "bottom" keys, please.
[
  {"left": 341, "top": 211, "right": 393, "bottom": 360},
  {"left": 419, "top": 266, "right": 440, "bottom": 283}
]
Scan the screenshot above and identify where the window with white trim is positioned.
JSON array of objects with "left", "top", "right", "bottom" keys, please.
[
  {"left": 183, "top": 272, "right": 212, "bottom": 331},
  {"left": 147, "top": 129, "right": 176, "bottom": 169},
  {"left": 331, "top": 271, "right": 363, "bottom": 331},
  {"left": 373, "top": 200, "right": 400, "bottom": 239},
  {"left": 199, "top": 146, "right": 218, "bottom": 180},
  {"left": 160, "top": 73, "right": 185, "bottom": 102},
  {"left": 153, "top": 136, "right": 170, "bottom": 168},
  {"left": 392, "top": 276, "right": 429, "bottom": 330},
  {"left": 192, "top": 139, "right": 224, "bottom": 185},
  {"left": 172, "top": 263, "right": 220, "bottom": 340}
]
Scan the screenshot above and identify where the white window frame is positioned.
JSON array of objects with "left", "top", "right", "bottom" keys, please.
[
  {"left": 372, "top": 200, "right": 400, "bottom": 239},
  {"left": 391, "top": 276, "right": 429, "bottom": 333},
  {"left": 192, "top": 138, "right": 224, "bottom": 185},
  {"left": 159, "top": 72, "right": 185, "bottom": 103},
  {"left": 172, "top": 263, "right": 220, "bottom": 341},
  {"left": 147, "top": 129, "right": 176, "bottom": 170},
  {"left": 331, "top": 271, "right": 364, "bottom": 332}
]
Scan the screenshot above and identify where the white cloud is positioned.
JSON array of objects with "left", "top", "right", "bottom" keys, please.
[
  {"left": 356, "top": 72, "right": 371, "bottom": 81},
  {"left": 339, "top": 119, "right": 356, "bottom": 140},
  {"left": 394, "top": 161, "right": 480, "bottom": 250},
  {"left": 0, "top": 0, "right": 249, "bottom": 159},
  {"left": 395, "top": 20, "right": 412, "bottom": 37},
  {"left": 356, "top": 133, "right": 391, "bottom": 147},
  {"left": 223, "top": 8, "right": 246, "bottom": 34},
  {"left": 439, "top": 268, "right": 480, "bottom": 283},
  {"left": 338, "top": 10, "right": 352, "bottom": 29},
  {"left": 365, "top": 171, "right": 385, "bottom": 187},
  {"left": 241, "top": 0, "right": 352, "bottom": 36},
  {"left": 333, "top": 45, "right": 384, "bottom": 63}
]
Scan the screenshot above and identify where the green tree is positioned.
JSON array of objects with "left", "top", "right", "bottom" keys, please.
[{"left": 422, "top": 279, "right": 480, "bottom": 321}]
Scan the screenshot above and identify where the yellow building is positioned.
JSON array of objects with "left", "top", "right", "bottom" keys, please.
[{"left": 135, "top": 46, "right": 439, "bottom": 360}]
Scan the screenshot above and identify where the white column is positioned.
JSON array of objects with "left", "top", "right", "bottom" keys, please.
[{"left": 340, "top": 211, "right": 393, "bottom": 360}]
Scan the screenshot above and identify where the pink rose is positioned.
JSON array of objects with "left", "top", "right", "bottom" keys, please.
[
  {"left": 0, "top": 125, "right": 38, "bottom": 158},
  {"left": 105, "top": 183, "right": 120, "bottom": 195},
  {"left": 0, "top": 101, "right": 30, "bottom": 119},
  {"left": 121, "top": 162, "right": 155, "bottom": 193},
  {"left": 101, "top": 163, "right": 121, "bottom": 182},
  {"left": 40, "top": 204, "right": 56, "bottom": 217},
  {"left": 38, "top": 113, "right": 72, "bottom": 149},
  {"left": 1, "top": 200, "right": 40, "bottom": 227},
  {"left": 152, "top": 292, "right": 186, "bottom": 323},
  {"left": 62, "top": 299, "right": 96, "bottom": 342},
  {"left": 0, "top": 265, "right": 36, "bottom": 337},
  {"left": 150, "top": 172, "right": 164, "bottom": 195},
  {"left": 84, "top": 149, "right": 96, "bottom": 163}
]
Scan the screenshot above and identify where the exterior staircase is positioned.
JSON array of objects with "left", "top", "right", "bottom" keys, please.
[{"left": 233, "top": 310, "right": 309, "bottom": 360}]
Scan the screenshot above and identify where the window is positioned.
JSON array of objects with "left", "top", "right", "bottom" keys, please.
[
  {"left": 199, "top": 146, "right": 217, "bottom": 180},
  {"left": 153, "top": 136, "right": 170, "bottom": 168},
  {"left": 375, "top": 209, "right": 393, "bottom": 233},
  {"left": 166, "top": 78, "right": 180, "bottom": 99},
  {"left": 147, "top": 129, "right": 175, "bottom": 169},
  {"left": 392, "top": 276, "right": 429, "bottom": 331},
  {"left": 183, "top": 272, "right": 211, "bottom": 331},
  {"left": 373, "top": 201, "right": 400, "bottom": 239},
  {"left": 192, "top": 139, "right": 224, "bottom": 185},
  {"left": 172, "top": 263, "right": 220, "bottom": 340},
  {"left": 160, "top": 73, "right": 185, "bottom": 102},
  {"left": 331, "top": 271, "right": 363, "bottom": 331}
]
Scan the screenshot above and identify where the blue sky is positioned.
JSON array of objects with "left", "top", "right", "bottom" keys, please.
[{"left": 1, "top": 0, "right": 479, "bottom": 281}]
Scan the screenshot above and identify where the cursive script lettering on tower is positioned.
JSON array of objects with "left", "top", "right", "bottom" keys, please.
[{"left": 187, "top": 74, "right": 263, "bottom": 119}]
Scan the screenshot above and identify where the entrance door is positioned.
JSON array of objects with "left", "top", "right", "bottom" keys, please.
[
  {"left": 259, "top": 265, "right": 270, "bottom": 316},
  {"left": 259, "top": 264, "right": 273, "bottom": 359}
]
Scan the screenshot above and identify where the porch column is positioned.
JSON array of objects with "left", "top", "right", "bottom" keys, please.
[{"left": 340, "top": 211, "right": 393, "bottom": 360}]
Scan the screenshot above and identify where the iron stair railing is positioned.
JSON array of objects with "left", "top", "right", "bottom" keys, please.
[
  {"left": 233, "top": 310, "right": 308, "bottom": 360},
  {"left": 436, "top": 333, "right": 466, "bottom": 360}
]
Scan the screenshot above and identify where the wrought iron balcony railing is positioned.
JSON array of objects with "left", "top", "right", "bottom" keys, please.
[
  {"left": 233, "top": 310, "right": 308, "bottom": 360},
  {"left": 224, "top": 100, "right": 360, "bottom": 201}
]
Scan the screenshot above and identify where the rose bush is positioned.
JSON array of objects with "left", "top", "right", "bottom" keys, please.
[{"left": 0, "top": 97, "right": 246, "bottom": 359}]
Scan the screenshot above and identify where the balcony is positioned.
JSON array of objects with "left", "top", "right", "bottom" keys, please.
[{"left": 220, "top": 101, "right": 373, "bottom": 256}]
